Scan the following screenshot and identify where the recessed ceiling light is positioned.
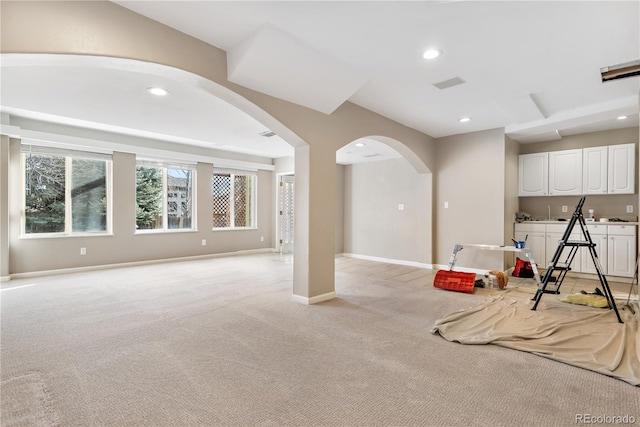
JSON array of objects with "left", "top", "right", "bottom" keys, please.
[
  {"left": 617, "top": 115, "right": 628, "bottom": 120},
  {"left": 422, "top": 49, "right": 441, "bottom": 60},
  {"left": 459, "top": 117, "right": 471, "bottom": 123},
  {"left": 147, "top": 87, "right": 169, "bottom": 96},
  {"left": 355, "top": 142, "right": 366, "bottom": 147}
]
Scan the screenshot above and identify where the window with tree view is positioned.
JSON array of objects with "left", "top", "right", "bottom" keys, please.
[
  {"left": 212, "top": 171, "right": 255, "bottom": 229},
  {"left": 135, "top": 163, "right": 194, "bottom": 231},
  {"left": 23, "top": 147, "right": 110, "bottom": 235}
]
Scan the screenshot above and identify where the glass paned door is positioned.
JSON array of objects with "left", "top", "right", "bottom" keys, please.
[{"left": 279, "top": 175, "right": 294, "bottom": 253}]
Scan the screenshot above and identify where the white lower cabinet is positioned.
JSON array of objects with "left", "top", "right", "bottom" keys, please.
[
  {"left": 607, "top": 225, "right": 636, "bottom": 277},
  {"left": 514, "top": 222, "right": 636, "bottom": 278},
  {"left": 545, "top": 224, "right": 581, "bottom": 272},
  {"left": 514, "top": 223, "right": 545, "bottom": 266},
  {"left": 581, "top": 224, "right": 607, "bottom": 274}
]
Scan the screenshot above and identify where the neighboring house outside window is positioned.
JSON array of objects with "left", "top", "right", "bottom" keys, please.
[
  {"left": 21, "top": 144, "right": 112, "bottom": 236},
  {"left": 135, "top": 160, "right": 195, "bottom": 232},
  {"left": 212, "top": 169, "right": 256, "bottom": 229}
]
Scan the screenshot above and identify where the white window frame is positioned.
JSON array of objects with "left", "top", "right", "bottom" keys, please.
[
  {"left": 135, "top": 159, "right": 197, "bottom": 234},
  {"left": 212, "top": 168, "right": 257, "bottom": 230},
  {"left": 20, "top": 144, "right": 113, "bottom": 237}
]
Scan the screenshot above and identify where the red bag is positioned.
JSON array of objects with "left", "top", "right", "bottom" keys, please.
[
  {"left": 513, "top": 258, "right": 534, "bottom": 278},
  {"left": 433, "top": 270, "right": 476, "bottom": 293}
]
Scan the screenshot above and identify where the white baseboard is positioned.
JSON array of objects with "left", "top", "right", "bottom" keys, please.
[
  {"left": 0, "top": 276, "right": 10, "bottom": 282},
  {"left": 292, "top": 291, "right": 337, "bottom": 305},
  {"left": 8, "top": 248, "right": 278, "bottom": 280},
  {"left": 340, "top": 253, "right": 433, "bottom": 269}
]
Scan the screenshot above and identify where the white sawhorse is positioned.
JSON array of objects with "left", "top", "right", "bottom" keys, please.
[{"left": 446, "top": 243, "right": 543, "bottom": 288}]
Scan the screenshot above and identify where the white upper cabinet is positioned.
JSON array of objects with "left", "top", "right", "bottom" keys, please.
[
  {"left": 608, "top": 143, "right": 635, "bottom": 194},
  {"left": 582, "top": 146, "right": 608, "bottom": 194},
  {"left": 520, "top": 143, "right": 636, "bottom": 197},
  {"left": 518, "top": 152, "right": 548, "bottom": 196},
  {"left": 548, "top": 149, "right": 582, "bottom": 196}
]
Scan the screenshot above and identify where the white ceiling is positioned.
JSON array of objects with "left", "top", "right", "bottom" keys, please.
[{"left": 1, "top": 1, "right": 639, "bottom": 165}]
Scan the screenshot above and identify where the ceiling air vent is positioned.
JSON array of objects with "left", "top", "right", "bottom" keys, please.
[
  {"left": 601, "top": 60, "right": 640, "bottom": 82},
  {"left": 433, "top": 76, "right": 466, "bottom": 90},
  {"left": 259, "top": 130, "right": 276, "bottom": 137}
]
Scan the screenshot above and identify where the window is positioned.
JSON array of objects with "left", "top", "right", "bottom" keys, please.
[
  {"left": 22, "top": 145, "right": 111, "bottom": 235},
  {"left": 212, "top": 169, "right": 256, "bottom": 229},
  {"left": 135, "top": 160, "right": 195, "bottom": 231}
]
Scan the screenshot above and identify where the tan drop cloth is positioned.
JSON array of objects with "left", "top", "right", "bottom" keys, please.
[{"left": 431, "top": 287, "right": 640, "bottom": 386}]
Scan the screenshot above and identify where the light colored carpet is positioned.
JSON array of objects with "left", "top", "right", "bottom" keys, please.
[
  {"left": 1, "top": 371, "right": 60, "bottom": 427},
  {"left": 431, "top": 287, "right": 640, "bottom": 386},
  {"left": 1, "top": 254, "right": 639, "bottom": 426}
]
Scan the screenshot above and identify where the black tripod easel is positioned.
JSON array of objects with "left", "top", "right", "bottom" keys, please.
[{"left": 531, "top": 196, "right": 623, "bottom": 324}]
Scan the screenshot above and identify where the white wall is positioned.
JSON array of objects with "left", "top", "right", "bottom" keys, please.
[
  {"left": 504, "top": 135, "right": 520, "bottom": 268},
  {"left": 434, "top": 128, "right": 507, "bottom": 271},
  {"left": 343, "top": 157, "right": 430, "bottom": 265}
]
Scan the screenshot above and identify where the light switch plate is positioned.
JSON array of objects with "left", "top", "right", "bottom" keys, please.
[{"left": 627, "top": 205, "right": 633, "bottom": 213}]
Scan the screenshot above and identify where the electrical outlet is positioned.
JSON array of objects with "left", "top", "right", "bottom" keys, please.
[
  {"left": 444, "top": 201, "right": 449, "bottom": 209},
  {"left": 562, "top": 205, "right": 568, "bottom": 213},
  {"left": 201, "top": 239, "right": 206, "bottom": 246},
  {"left": 80, "top": 247, "right": 86, "bottom": 255},
  {"left": 627, "top": 205, "right": 634, "bottom": 213},
  {"left": 260, "top": 236, "right": 264, "bottom": 242}
]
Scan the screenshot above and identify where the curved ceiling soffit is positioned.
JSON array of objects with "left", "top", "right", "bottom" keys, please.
[
  {"left": 367, "top": 135, "right": 431, "bottom": 174},
  {"left": 0, "top": 53, "right": 308, "bottom": 150}
]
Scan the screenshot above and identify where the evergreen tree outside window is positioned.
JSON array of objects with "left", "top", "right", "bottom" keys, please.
[
  {"left": 212, "top": 170, "right": 256, "bottom": 229},
  {"left": 22, "top": 146, "right": 111, "bottom": 235},
  {"left": 72, "top": 158, "right": 108, "bottom": 232},
  {"left": 135, "top": 166, "right": 163, "bottom": 230},
  {"left": 135, "top": 162, "right": 195, "bottom": 232}
]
